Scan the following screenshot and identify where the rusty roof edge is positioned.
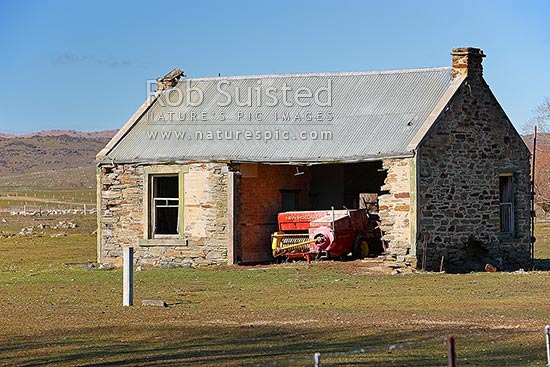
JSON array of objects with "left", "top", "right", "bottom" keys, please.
[
  {"left": 406, "top": 75, "right": 466, "bottom": 152},
  {"left": 96, "top": 152, "right": 415, "bottom": 166},
  {"left": 96, "top": 92, "right": 162, "bottom": 160}
]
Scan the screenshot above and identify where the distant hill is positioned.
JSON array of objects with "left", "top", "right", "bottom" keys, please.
[
  {"left": 0, "top": 129, "right": 117, "bottom": 140},
  {"left": 0, "top": 130, "right": 115, "bottom": 176},
  {"left": 0, "top": 166, "right": 97, "bottom": 189}
]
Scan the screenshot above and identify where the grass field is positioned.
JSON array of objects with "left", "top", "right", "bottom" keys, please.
[
  {"left": 0, "top": 215, "right": 549, "bottom": 366},
  {"left": 0, "top": 167, "right": 97, "bottom": 211}
]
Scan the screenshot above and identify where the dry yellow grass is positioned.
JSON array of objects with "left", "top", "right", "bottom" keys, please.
[{"left": 0, "top": 215, "right": 549, "bottom": 366}]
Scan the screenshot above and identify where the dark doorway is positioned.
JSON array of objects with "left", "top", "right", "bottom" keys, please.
[
  {"left": 309, "top": 161, "right": 387, "bottom": 210},
  {"left": 281, "top": 189, "right": 300, "bottom": 212}
]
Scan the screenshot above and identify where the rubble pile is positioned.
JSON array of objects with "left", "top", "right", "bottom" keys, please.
[{"left": 17, "top": 221, "right": 78, "bottom": 236}]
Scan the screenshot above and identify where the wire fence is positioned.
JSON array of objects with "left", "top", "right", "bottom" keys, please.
[
  {"left": 249, "top": 337, "right": 445, "bottom": 367},
  {"left": 0, "top": 204, "right": 96, "bottom": 215},
  {"left": 246, "top": 327, "right": 550, "bottom": 367},
  {"left": 0, "top": 191, "right": 96, "bottom": 214}
]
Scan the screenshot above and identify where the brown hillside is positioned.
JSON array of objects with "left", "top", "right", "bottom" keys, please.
[
  {"left": 0, "top": 134, "right": 112, "bottom": 176},
  {"left": 0, "top": 129, "right": 118, "bottom": 139}
]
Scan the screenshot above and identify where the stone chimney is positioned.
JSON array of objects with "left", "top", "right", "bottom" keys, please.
[
  {"left": 451, "top": 47, "right": 486, "bottom": 79},
  {"left": 156, "top": 67, "right": 185, "bottom": 91}
]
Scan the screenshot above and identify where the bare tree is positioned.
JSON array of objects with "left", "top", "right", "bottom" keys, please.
[
  {"left": 524, "top": 98, "right": 550, "bottom": 214},
  {"left": 523, "top": 97, "right": 550, "bottom": 134}
]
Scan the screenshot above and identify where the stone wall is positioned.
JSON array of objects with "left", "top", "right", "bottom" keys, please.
[
  {"left": 98, "top": 164, "right": 144, "bottom": 265},
  {"left": 98, "top": 162, "right": 230, "bottom": 267},
  {"left": 378, "top": 158, "right": 414, "bottom": 258},
  {"left": 417, "top": 78, "right": 531, "bottom": 272}
]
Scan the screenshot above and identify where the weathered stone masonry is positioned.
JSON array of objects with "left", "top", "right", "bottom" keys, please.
[
  {"left": 98, "top": 163, "right": 230, "bottom": 267},
  {"left": 416, "top": 49, "right": 531, "bottom": 272},
  {"left": 378, "top": 158, "right": 414, "bottom": 260},
  {"left": 97, "top": 47, "right": 531, "bottom": 271}
]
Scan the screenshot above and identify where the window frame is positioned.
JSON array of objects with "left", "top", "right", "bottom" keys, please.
[
  {"left": 499, "top": 173, "right": 515, "bottom": 238},
  {"left": 150, "top": 175, "right": 180, "bottom": 238},
  {"left": 142, "top": 166, "right": 188, "bottom": 243}
]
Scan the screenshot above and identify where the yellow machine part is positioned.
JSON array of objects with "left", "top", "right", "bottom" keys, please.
[
  {"left": 360, "top": 240, "right": 369, "bottom": 257},
  {"left": 271, "top": 232, "right": 312, "bottom": 256}
]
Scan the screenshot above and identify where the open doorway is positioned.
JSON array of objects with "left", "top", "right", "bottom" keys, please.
[
  {"left": 236, "top": 161, "right": 387, "bottom": 263},
  {"left": 309, "top": 161, "right": 387, "bottom": 210}
]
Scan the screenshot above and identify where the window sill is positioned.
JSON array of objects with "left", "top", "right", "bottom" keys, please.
[
  {"left": 138, "top": 238, "right": 189, "bottom": 247},
  {"left": 153, "top": 234, "right": 179, "bottom": 239}
]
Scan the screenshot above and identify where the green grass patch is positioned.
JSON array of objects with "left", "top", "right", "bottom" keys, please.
[{"left": 535, "top": 222, "right": 550, "bottom": 261}]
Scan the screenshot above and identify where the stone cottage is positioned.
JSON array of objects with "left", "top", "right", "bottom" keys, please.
[{"left": 96, "top": 47, "right": 532, "bottom": 272}]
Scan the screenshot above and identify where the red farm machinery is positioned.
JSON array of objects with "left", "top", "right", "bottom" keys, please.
[{"left": 271, "top": 208, "right": 383, "bottom": 262}]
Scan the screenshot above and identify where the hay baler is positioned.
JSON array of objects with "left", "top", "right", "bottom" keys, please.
[{"left": 271, "top": 208, "right": 382, "bottom": 262}]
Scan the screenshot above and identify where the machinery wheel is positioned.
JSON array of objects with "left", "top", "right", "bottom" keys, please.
[{"left": 352, "top": 235, "right": 369, "bottom": 259}]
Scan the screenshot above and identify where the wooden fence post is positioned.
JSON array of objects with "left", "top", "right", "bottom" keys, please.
[{"left": 447, "top": 336, "right": 456, "bottom": 367}]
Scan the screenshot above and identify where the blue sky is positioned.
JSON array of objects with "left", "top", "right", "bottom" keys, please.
[{"left": 0, "top": 0, "right": 548, "bottom": 134}]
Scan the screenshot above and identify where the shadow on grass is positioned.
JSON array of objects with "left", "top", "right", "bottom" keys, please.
[
  {"left": 0, "top": 325, "right": 540, "bottom": 367},
  {"left": 534, "top": 258, "right": 550, "bottom": 270}
]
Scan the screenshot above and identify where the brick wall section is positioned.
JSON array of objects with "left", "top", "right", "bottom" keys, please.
[
  {"left": 99, "top": 162, "right": 229, "bottom": 267},
  {"left": 235, "top": 163, "right": 310, "bottom": 263},
  {"left": 417, "top": 77, "right": 531, "bottom": 272},
  {"left": 378, "top": 158, "right": 413, "bottom": 257}
]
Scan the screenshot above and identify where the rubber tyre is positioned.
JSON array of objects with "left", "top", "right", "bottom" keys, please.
[{"left": 352, "top": 235, "right": 368, "bottom": 259}]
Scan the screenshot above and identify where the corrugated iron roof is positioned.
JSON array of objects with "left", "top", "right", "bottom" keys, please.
[{"left": 104, "top": 66, "right": 454, "bottom": 163}]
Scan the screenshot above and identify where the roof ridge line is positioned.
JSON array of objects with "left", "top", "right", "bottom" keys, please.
[{"left": 182, "top": 66, "right": 451, "bottom": 82}]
